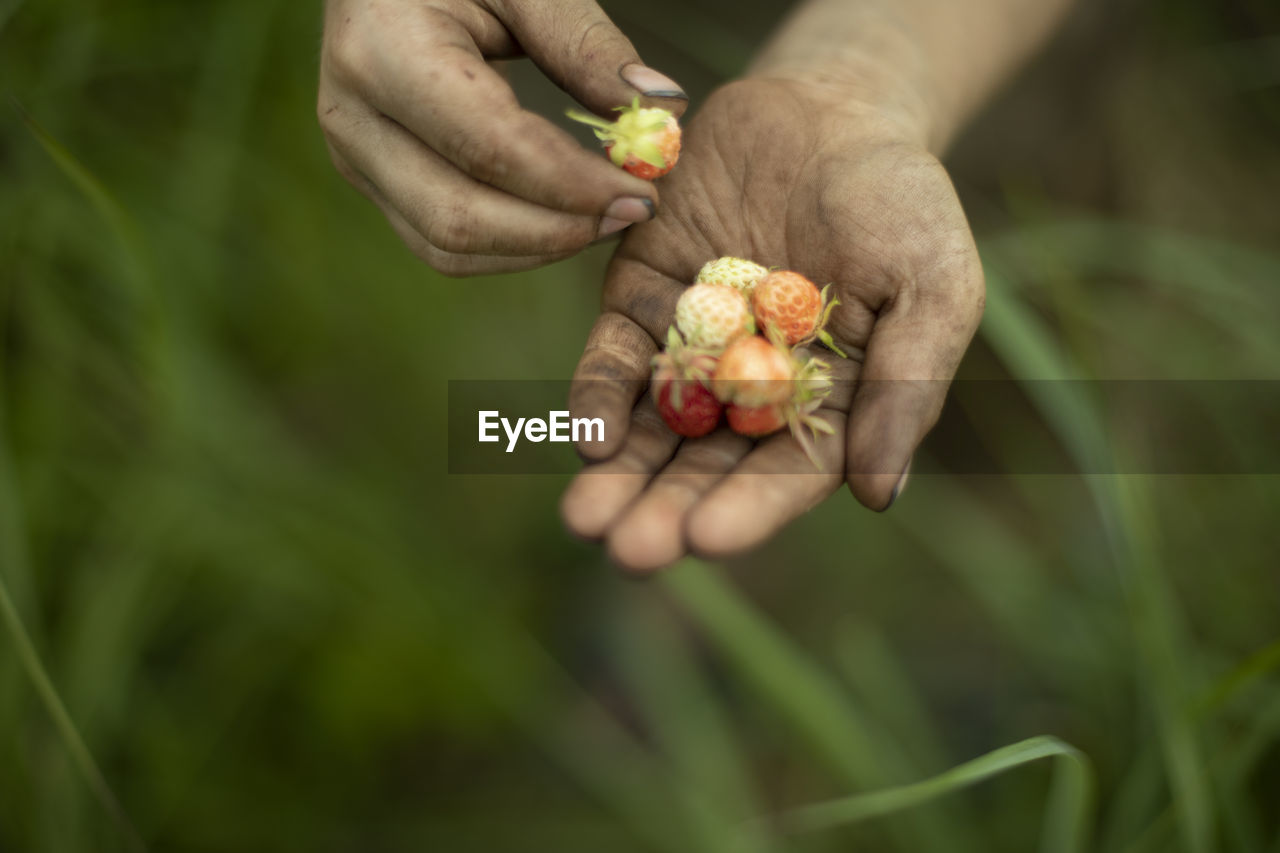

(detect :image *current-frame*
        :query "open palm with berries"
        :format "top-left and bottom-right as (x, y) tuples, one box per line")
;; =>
(561, 76), (986, 572)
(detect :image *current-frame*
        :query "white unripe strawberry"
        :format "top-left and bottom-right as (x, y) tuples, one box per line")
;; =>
(674, 282), (754, 351)
(695, 256), (770, 298)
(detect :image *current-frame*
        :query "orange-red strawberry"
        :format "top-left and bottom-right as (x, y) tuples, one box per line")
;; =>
(713, 336), (836, 468)
(566, 97), (681, 179)
(710, 336), (792, 407)
(726, 403), (787, 436)
(675, 282), (754, 350)
(751, 270), (845, 356)
(651, 328), (721, 437)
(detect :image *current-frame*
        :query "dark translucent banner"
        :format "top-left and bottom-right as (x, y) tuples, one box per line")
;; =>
(447, 380), (1280, 475)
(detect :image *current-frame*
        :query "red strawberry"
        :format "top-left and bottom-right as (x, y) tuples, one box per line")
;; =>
(675, 282), (754, 350)
(651, 328), (722, 437)
(566, 97), (681, 179)
(656, 378), (722, 437)
(726, 403), (787, 436)
(713, 337), (836, 468)
(751, 270), (845, 356)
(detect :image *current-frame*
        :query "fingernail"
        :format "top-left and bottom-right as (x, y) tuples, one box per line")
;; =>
(620, 64), (687, 100)
(604, 196), (654, 223)
(884, 458), (913, 511)
(597, 217), (631, 239)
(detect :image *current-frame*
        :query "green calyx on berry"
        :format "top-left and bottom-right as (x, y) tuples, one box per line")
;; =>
(566, 96), (674, 170)
(785, 353), (837, 470)
(813, 284), (847, 358)
(652, 326), (718, 411)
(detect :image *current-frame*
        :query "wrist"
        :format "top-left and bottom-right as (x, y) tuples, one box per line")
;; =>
(744, 1), (949, 153)
(745, 62), (937, 152)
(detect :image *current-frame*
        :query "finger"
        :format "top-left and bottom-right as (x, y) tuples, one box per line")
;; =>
(601, 255), (687, 339)
(494, 0), (689, 115)
(378, 194), (577, 275)
(686, 410), (847, 558)
(350, 6), (659, 215)
(569, 257), (687, 458)
(326, 144), (575, 275)
(560, 397), (681, 540)
(606, 429), (753, 573)
(845, 251), (985, 510)
(569, 311), (658, 460)
(323, 97), (654, 257)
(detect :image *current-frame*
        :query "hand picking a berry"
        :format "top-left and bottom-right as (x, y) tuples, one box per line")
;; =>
(319, 0), (1072, 570)
(567, 97), (683, 180)
(318, 0), (688, 276)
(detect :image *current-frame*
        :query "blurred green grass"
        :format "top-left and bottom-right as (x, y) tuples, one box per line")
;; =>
(2, 1), (1279, 851)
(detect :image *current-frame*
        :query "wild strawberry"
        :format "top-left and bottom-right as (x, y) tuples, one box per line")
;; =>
(710, 336), (793, 408)
(675, 282), (754, 351)
(751, 270), (846, 356)
(725, 403), (787, 437)
(566, 97), (681, 179)
(695, 256), (770, 298)
(651, 328), (721, 437)
(712, 337), (836, 469)
(656, 379), (722, 438)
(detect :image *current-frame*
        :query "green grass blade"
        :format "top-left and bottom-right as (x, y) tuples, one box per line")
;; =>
(13, 98), (175, 420)
(0, 406), (39, 644)
(771, 735), (1094, 853)
(663, 561), (895, 784)
(982, 265), (1216, 853)
(13, 98), (149, 294)
(0, 566), (146, 852)
(832, 620), (951, 777)
(664, 559), (970, 852)
(615, 590), (777, 853)
(1194, 638), (1280, 718)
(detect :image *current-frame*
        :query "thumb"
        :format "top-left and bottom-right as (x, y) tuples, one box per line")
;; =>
(495, 0), (688, 117)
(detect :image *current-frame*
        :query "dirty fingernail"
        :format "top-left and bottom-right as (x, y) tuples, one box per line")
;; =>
(604, 196), (655, 223)
(620, 64), (687, 99)
(885, 458), (913, 511)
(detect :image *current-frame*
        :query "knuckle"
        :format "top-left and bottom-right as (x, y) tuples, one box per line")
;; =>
(574, 16), (618, 58)
(444, 125), (507, 186)
(420, 199), (478, 254)
(316, 94), (342, 137)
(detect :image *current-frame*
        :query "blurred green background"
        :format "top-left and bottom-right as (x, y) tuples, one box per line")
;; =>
(2, 0), (1278, 851)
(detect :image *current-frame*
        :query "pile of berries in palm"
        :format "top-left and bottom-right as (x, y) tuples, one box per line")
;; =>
(652, 257), (846, 466)
(567, 100), (846, 465)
